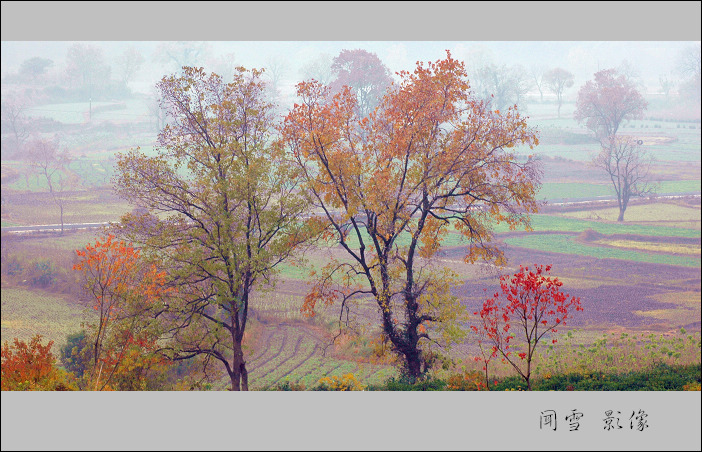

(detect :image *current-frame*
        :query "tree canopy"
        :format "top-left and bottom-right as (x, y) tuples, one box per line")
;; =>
(282, 51), (541, 380)
(114, 66), (315, 390)
(574, 68), (647, 143)
(329, 49), (394, 118)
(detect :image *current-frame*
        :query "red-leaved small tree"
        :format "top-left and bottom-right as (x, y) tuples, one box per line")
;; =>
(73, 234), (172, 390)
(473, 264), (583, 390)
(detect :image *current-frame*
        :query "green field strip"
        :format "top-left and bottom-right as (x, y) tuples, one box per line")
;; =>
(324, 361), (361, 379)
(282, 356), (328, 387)
(351, 363), (397, 386)
(538, 180), (701, 201)
(1, 220), (22, 227)
(287, 210), (700, 259)
(252, 329), (321, 384)
(504, 233), (701, 268)
(367, 367), (399, 384)
(293, 359), (346, 388)
(25, 102), (103, 124)
(537, 183), (612, 200)
(494, 214), (701, 238)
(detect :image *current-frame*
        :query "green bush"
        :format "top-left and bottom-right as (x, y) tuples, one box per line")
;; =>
(29, 260), (56, 287)
(364, 363), (701, 391)
(528, 363), (701, 391)
(313, 373), (365, 391)
(368, 376), (447, 391)
(59, 330), (90, 378)
(270, 380), (306, 391)
(1, 255), (23, 276)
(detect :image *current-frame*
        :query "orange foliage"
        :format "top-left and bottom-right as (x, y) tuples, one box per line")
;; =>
(1, 335), (74, 391)
(74, 235), (172, 390)
(282, 51), (541, 379)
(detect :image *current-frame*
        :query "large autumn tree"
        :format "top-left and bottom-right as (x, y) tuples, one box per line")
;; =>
(281, 51), (541, 381)
(114, 67), (313, 391)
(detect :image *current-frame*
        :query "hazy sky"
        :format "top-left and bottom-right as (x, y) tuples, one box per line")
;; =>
(1, 41), (698, 97)
(1, 3), (700, 100)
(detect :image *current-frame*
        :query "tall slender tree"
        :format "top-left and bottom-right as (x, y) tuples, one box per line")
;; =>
(28, 137), (75, 234)
(114, 67), (314, 390)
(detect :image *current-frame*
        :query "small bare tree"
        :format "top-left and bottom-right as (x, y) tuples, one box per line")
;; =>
(145, 87), (168, 133)
(659, 74), (675, 102)
(116, 46), (144, 88)
(544, 68), (574, 118)
(1, 91), (32, 158)
(593, 136), (655, 222)
(677, 44), (701, 103)
(530, 65), (548, 103)
(28, 137), (76, 233)
(299, 52), (334, 86)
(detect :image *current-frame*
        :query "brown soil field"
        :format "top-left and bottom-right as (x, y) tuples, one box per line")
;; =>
(442, 240), (700, 332)
(242, 231), (699, 371)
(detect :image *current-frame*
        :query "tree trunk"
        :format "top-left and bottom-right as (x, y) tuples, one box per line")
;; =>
(229, 367), (241, 391)
(483, 361), (490, 391)
(403, 346), (423, 382)
(617, 208), (625, 222)
(229, 339), (248, 391)
(240, 362), (249, 391)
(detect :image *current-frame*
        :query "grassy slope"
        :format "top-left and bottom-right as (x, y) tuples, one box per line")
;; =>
(1, 287), (91, 355)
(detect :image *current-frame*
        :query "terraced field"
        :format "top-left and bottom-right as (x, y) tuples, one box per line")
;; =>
(205, 324), (397, 390)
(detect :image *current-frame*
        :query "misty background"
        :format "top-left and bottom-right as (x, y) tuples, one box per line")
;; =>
(1, 41), (697, 101)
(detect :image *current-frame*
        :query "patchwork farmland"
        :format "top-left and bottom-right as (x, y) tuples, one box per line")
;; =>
(2, 43), (700, 393)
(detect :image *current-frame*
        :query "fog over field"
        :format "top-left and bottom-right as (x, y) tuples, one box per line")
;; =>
(0, 40), (697, 108)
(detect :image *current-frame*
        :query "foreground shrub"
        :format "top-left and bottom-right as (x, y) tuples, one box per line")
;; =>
(372, 376), (447, 391)
(446, 370), (487, 391)
(269, 380), (306, 391)
(365, 363), (701, 391)
(1, 335), (77, 391)
(59, 330), (90, 378)
(494, 363), (701, 391)
(314, 373), (365, 391)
